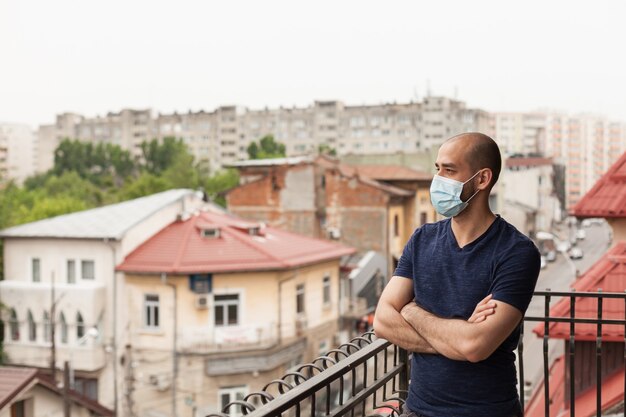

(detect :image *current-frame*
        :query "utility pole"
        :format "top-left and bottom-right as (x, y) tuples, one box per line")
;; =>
(50, 271), (57, 382)
(124, 344), (136, 416)
(63, 361), (70, 417)
(162, 273), (178, 417)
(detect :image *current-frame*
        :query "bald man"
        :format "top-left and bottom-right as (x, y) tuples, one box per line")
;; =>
(374, 133), (540, 417)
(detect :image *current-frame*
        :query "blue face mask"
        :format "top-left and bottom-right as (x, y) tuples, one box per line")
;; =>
(430, 171), (481, 217)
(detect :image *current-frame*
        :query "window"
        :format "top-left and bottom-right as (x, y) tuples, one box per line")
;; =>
(9, 309), (19, 341)
(323, 276), (331, 305)
(76, 312), (85, 339)
(420, 212), (428, 226)
(214, 294), (239, 327)
(81, 260), (95, 280)
(10, 400), (25, 417)
(393, 214), (399, 237)
(67, 260), (76, 284)
(27, 310), (36, 341)
(144, 295), (160, 329)
(43, 311), (51, 342)
(32, 258), (41, 282)
(74, 377), (98, 401)
(189, 274), (212, 294)
(296, 284), (305, 314)
(60, 312), (68, 344)
(319, 339), (329, 355)
(219, 386), (248, 417)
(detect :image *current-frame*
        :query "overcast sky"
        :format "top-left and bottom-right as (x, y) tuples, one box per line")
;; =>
(1, 0), (625, 127)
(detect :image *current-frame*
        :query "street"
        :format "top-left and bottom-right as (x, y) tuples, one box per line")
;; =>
(518, 220), (613, 397)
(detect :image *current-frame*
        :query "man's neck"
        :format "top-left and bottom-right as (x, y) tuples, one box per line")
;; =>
(450, 204), (497, 249)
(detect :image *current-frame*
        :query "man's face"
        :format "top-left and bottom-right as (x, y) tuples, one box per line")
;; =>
(434, 140), (479, 202)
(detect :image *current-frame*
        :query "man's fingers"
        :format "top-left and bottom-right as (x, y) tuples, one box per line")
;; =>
(476, 294), (493, 306)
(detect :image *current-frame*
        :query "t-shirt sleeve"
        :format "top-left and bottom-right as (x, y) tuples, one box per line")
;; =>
(393, 231), (415, 280)
(490, 241), (541, 315)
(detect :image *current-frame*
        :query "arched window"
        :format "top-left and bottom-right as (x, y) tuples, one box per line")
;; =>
(60, 312), (68, 344)
(76, 312), (85, 340)
(27, 310), (36, 342)
(9, 309), (19, 341)
(43, 311), (52, 342)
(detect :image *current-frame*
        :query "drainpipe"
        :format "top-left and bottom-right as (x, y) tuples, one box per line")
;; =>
(104, 238), (119, 417)
(161, 273), (178, 417)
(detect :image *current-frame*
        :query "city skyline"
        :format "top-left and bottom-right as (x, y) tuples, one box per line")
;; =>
(1, 0), (625, 126)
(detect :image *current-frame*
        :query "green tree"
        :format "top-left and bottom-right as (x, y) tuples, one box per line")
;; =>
(140, 137), (188, 175)
(318, 144), (337, 156)
(202, 168), (240, 207)
(247, 135), (286, 159)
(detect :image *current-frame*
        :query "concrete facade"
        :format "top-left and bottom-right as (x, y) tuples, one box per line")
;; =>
(0, 123), (36, 183)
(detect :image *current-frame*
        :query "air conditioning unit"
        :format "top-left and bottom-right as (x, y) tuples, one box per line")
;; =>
(328, 227), (341, 240)
(148, 374), (170, 391)
(195, 294), (209, 309)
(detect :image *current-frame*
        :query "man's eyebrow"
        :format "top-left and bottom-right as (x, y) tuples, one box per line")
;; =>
(435, 162), (457, 169)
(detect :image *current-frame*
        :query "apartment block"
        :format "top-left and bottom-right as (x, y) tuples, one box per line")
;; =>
(36, 97), (489, 175)
(0, 123), (37, 183)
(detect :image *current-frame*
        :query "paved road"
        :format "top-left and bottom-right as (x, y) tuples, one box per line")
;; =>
(518, 221), (613, 397)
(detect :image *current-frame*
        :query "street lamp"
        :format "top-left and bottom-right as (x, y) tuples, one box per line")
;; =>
(70, 326), (100, 389)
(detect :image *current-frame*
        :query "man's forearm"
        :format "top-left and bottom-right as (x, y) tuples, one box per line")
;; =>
(401, 303), (476, 361)
(373, 303), (437, 354)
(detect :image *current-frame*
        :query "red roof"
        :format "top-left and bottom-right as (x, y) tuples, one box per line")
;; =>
(505, 157), (553, 168)
(571, 151), (626, 218)
(0, 367), (113, 415)
(117, 209), (356, 274)
(533, 242), (626, 342)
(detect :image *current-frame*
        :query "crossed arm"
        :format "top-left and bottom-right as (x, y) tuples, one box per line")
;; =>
(373, 276), (522, 363)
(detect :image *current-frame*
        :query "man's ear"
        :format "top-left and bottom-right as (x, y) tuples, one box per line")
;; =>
(478, 169), (493, 190)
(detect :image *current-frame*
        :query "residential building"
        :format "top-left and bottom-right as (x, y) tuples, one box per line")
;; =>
(0, 189), (205, 412)
(493, 112), (545, 156)
(571, 151), (626, 244)
(0, 123), (36, 183)
(501, 156), (563, 237)
(526, 242), (626, 416)
(36, 97), (489, 175)
(115, 207), (355, 417)
(225, 155), (436, 278)
(0, 366), (114, 417)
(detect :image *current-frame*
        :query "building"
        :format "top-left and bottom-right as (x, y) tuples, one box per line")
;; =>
(35, 97), (489, 175)
(0, 366), (114, 417)
(501, 156), (563, 237)
(493, 112), (545, 156)
(225, 155), (436, 278)
(526, 242), (626, 416)
(0, 189), (205, 412)
(0, 123), (36, 183)
(115, 207), (355, 417)
(571, 151), (626, 243)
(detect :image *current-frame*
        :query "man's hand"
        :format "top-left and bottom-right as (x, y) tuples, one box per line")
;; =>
(467, 294), (497, 323)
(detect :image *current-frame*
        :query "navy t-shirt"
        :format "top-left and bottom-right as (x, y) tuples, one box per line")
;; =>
(393, 215), (540, 417)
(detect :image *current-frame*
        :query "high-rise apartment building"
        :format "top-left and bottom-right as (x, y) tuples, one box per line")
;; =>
(0, 123), (37, 183)
(36, 97), (489, 175)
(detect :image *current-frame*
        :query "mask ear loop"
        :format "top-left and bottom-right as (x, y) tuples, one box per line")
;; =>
(463, 170), (483, 203)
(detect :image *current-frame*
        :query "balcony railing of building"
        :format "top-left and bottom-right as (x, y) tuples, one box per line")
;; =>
(206, 290), (626, 417)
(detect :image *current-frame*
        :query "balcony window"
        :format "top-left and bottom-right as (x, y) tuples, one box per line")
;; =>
(144, 294), (160, 329)
(76, 312), (85, 339)
(215, 294), (239, 327)
(27, 310), (36, 342)
(219, 386), (248, 417)
(60, 312), (68, 344)
(9, 309), (19, 341)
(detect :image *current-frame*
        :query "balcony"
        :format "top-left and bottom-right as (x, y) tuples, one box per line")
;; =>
(208, 291), (625, 417)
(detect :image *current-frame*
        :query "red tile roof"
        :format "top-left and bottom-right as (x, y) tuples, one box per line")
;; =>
(0, 367), (114, 415)
(571, 151), (626, 218)
(505, 157), (553, 168)
(533, 242), (626, 342)
(117, 209), (356, 274)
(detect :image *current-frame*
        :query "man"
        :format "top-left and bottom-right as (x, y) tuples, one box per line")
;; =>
(374, 133), (540, 417)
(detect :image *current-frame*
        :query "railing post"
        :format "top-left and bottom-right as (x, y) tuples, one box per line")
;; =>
(398, 347), (409, 402)
(595, 289), (603, 417)
(543, 289), (551, 417)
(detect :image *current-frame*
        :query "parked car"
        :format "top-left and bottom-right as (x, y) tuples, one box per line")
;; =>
(569, 247), (584, 259)
(556, 240), (571, 253)
(576, 229), (586, 240)
(546, 250), (556, 262)
(540, 256), (547, 269)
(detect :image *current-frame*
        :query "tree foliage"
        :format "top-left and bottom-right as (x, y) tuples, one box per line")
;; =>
(247, 135), (286, 159)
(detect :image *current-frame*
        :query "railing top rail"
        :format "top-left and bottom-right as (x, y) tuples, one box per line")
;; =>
(532, 290), (626, 298)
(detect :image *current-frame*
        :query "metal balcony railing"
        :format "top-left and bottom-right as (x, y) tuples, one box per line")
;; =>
(209, 291), (626, 417)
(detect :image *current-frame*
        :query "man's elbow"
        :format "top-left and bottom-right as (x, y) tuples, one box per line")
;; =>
(372, 314), (387, 339)
(459, 338), (494, 363)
